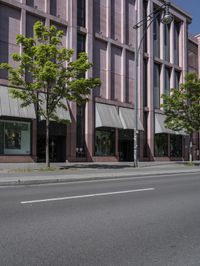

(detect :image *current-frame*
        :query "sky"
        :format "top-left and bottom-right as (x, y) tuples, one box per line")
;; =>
(172, 0), (200, 35)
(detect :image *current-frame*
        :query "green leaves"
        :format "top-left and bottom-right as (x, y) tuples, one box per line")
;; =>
(162, 72), (200, 135)
(0, 21), (101, 121)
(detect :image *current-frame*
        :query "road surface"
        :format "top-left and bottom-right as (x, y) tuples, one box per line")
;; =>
(1, 172), (200, 265)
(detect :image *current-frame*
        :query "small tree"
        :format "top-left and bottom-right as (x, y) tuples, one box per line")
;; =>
(0, 21), (100, 167)
(162, 72), (200, 162)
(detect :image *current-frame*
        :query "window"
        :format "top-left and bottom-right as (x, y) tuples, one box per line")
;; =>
(164, 67), (171, 96)
(0, 120), (31, 155)
(76, 34), (86, 157)
(143, 0), (148, 53)
(170, 135), (182, 157)
(26, 0), (34, 7)
(76, 104), (86, 157)
(188, 50), (198, 73)
(153, 63), (160, 109)
(153, 10), (160, 58)
(143, 58), (148, 107)
(77, 0), (85, 27)
(50, 0), (57, 16)
(77, 33), (86, 57)
(175, 71), (181, 89)
(95, 128), (115, 156)
(174, 21), (180, 65)
(155, 133), (168, 156)
(164, 24), (170, 61)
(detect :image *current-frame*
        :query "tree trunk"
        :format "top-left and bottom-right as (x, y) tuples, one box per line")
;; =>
(189, 135), (193, 164)
(46, 116), (50, 168)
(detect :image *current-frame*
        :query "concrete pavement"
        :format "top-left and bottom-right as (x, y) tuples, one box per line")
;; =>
(1, 172), (200, 265)
(0, 161), (200, 186)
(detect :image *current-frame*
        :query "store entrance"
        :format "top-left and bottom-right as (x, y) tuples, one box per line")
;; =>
(118, 130), (134, 162)
(37, 121), (66, 162)
(37, 136), (66, 162)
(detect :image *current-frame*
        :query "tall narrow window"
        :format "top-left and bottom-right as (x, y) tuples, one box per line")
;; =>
(153, 9), (160, 58)
(143, 58), (148, 107)
(26, 0), (34, 7)
(76, 33), (86, 157)
(77, 0), (85, 27)
(164, 67), (171, 96)
(50, 0), (57, 16)
(143, 0), (148, 53)
(164, 24), (170, 61)
(174, 21), (180, 66)
(153, 63), (160, 109)
(76, 104), (86, 157)
(77, 33), (86, 56)
(175, 70), (181, 89)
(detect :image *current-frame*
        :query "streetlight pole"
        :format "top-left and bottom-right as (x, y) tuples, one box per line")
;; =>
(133, 0), (173, 167)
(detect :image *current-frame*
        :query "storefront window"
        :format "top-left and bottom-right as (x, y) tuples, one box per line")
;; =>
(0, 120), (31, 155)
(170, 135), (182, 157)
(155, 133), (168, 156)
(95, 128), (115, 156)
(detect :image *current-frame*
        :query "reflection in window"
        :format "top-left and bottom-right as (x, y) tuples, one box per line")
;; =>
(143, 58), (148, 107)
(95, 128), (115, 156)
(175, 71), (181, 89)
(77, 0), (85, 27)
(153, 9), (160, 58)
(164, 24), (170, 61)
(170, 135), (182, 157)
(164, 67), (171, 96)
(0, 120), (31, 155)
(174, 21), (180, 66)
(155, 133), (168, 156)
(76, 104), (86, 157)
(153, 63), (160, 109)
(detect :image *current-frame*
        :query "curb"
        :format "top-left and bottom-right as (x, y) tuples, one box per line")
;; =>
(1, 169), (200, 186)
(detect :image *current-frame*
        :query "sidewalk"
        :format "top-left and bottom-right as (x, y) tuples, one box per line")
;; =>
(0, 161), (200, 186)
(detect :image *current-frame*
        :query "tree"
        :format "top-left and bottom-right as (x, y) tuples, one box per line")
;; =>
(162, 72), (200, 162)
(0, 21), (100, 167)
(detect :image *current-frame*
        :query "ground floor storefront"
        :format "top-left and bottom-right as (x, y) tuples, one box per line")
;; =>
(0, 92), (197, 163)
(0, 118), (194, 163)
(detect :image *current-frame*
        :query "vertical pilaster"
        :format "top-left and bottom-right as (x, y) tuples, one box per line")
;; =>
(137, 0), (143, 118)
(160, 22), (164, 60)
(45, 0), (50, 14)
(85, 0), (94, 159)
(66, 0), (78, 161)
(197, 35), (200, 78)
(121, 0), (126, 102)
(121, 48), (126, 102)
(170, 20), (174, 64)
(106, 0), (111, 100)
(147, 0), (154, 159)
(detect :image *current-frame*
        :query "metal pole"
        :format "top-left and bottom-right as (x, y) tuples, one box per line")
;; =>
(133, 12), (158, 168)
(133, 1), (172, 167)
(133, 5), (138, 168)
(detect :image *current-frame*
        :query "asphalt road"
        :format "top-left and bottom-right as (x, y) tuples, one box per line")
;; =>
(1, 172), (200, 266)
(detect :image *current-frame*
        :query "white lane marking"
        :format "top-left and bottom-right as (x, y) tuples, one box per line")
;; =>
(20, 187), (155, 204)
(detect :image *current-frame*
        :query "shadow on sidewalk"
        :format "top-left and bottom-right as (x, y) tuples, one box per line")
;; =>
(59, 164), (134, 170)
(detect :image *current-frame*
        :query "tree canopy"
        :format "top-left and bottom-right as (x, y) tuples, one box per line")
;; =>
(0, 21), (100, 121)
(162, 72), (200, 135)
(0, 21), (101, 166)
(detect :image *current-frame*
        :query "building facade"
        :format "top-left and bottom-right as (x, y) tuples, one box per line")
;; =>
(0, 0), (193, 163)
(188, 34), (200, 160)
